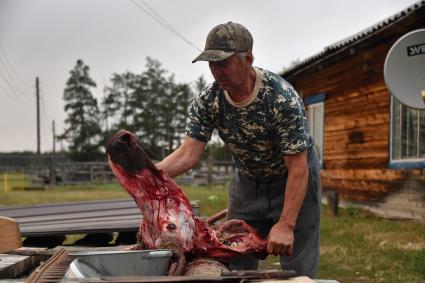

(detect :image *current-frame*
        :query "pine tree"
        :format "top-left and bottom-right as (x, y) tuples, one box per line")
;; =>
(99, 57), (196, 158)
(194, 75), (207, 94)
(60, 59), (102, 161)
(102, 71), (136, 131)
(168, 82), (193, 151)
(101, 71), (137, 145)
(131, 57), (172, 157)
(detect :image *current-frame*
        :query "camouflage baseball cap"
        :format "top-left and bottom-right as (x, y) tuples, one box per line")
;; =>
(192, 22), (253, 63)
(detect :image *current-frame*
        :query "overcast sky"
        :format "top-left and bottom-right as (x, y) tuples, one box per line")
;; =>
(0, 0), (419, 152)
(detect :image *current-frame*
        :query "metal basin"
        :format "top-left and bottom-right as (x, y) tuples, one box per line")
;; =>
(65, 258), (102, 279)
(69, 249), (173, 276)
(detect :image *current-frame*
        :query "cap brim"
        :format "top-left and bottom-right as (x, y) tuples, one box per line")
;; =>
(192, 49), (235, 63)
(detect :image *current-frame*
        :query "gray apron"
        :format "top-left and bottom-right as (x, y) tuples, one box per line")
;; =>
(227, 149), (321, 278)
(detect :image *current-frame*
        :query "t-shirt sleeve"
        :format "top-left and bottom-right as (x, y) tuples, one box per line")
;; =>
(185, 90), (215, 143)
(273, 84), (310, 155)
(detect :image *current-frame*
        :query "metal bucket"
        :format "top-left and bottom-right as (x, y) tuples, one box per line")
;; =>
(69, 249), (173, 276)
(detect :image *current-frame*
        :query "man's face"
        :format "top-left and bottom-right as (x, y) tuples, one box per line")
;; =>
(208, 53), (250, 92)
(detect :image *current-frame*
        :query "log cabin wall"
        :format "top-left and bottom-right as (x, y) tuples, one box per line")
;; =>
(282, 2), (425, 219)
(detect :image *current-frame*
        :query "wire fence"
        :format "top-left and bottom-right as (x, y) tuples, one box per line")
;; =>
(0, 157), (236, 191)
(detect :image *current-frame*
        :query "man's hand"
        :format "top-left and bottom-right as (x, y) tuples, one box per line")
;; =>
(267, 221), (294, 256)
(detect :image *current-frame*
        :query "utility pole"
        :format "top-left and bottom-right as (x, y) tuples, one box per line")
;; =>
(50, 120), (56, 186)
(36, 77), (41, 154)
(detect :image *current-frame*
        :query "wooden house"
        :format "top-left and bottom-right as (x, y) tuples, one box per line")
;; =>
(281, 1), (425, 219)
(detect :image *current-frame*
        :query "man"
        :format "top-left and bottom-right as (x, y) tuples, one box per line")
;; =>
(157, 22), (321, 277)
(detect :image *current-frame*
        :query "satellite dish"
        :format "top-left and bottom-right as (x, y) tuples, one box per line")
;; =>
(384, 29), (425, 109)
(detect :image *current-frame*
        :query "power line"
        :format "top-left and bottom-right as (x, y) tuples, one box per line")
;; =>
(0, 42), (30, 88)
(0, 41), (31, 103)
(130, 0), (201, 52)
(0, 81), (26, 105)
(137, 0), (185, 39)
(0, 54), (29, 101)
(0, 65), (30, 105)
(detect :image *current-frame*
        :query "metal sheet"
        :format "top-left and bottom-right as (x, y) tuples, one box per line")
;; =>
(0, 199), (141, 236)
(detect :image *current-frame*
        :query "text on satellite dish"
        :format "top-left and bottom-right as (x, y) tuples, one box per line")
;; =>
(407, 43), (425, 56)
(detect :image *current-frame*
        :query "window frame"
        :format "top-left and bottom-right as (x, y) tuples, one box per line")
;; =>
(389, 96), (425, 169)
(305, 93), (326, 167)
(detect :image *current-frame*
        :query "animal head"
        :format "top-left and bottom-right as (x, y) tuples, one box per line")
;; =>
(106, 130), (159, 176)
(106, 129), (196, 252)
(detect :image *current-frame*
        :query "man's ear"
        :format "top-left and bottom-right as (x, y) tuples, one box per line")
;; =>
(246, 51), (254, 65)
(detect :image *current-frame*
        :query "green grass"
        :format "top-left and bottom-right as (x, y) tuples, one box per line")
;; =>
(0, 182), (424, 282)
(178, 184), (228, 216)
(317, 206), (425, 283)
(0, 183), (129, 206)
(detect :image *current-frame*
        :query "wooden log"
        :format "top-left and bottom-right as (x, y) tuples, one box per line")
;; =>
(321, 169), (407, 180)
(321, 179), (392, 193)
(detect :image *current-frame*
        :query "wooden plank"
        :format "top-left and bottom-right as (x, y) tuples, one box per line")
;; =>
(321, 179), (392, 193)
(0, 216), (22, 253)
(323, 114), (388, 131)
(321, 169), (408, 180)
(323, 148), (388, 158)
(0, 248), (45, 279)
(325, 112), (388, 128)
(0, 254), (31, 279)
(323, 143), (388, 153)
(326, 133), (388, 145)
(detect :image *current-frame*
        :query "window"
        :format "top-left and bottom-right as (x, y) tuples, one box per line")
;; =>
(307, 102), (324, 163)
(390, 97), (425, 166)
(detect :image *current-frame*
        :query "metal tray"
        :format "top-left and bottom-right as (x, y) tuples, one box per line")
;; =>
(69, 249), (173, 276)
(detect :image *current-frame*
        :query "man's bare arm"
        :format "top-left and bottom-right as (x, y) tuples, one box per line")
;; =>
(267, 150), (308, 256)
(280, 151), (309, 229)
(156, 136), (207, 177)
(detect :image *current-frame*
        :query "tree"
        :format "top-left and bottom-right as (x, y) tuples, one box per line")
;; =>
(204, 142), (232, 161)
(102, 71), (136, 131)
(193, 75), (207, 94)
(130, 58), (177, 157)
(99, 57), (196, 158)
(101, 72), (137, 146)
(60, 59), (102, 161)
(163, 82), (193, 153)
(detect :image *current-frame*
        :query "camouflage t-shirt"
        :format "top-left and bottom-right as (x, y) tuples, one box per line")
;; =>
(186, 67), (314, 181)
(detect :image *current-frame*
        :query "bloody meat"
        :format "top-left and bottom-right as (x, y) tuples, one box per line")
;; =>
(106, 130), (267, 262)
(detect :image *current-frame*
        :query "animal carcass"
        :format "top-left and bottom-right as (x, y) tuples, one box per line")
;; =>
(106, 130), (267, 275)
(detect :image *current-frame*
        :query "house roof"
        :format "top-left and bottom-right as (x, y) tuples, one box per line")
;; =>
(281, 0), (425, 78)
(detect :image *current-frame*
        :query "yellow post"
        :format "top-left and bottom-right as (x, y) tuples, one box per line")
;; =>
(3, 173), (8, 192)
